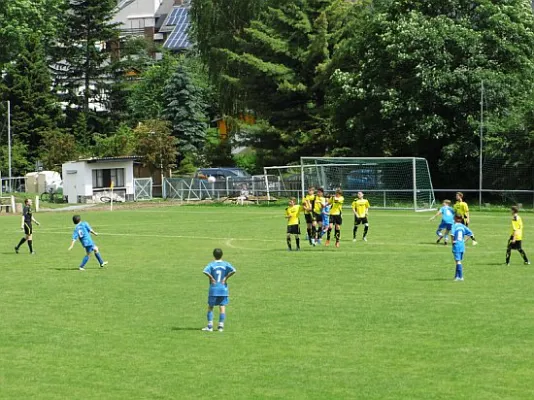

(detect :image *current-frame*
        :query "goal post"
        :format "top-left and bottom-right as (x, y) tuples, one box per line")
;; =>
(264, 157), (436, 210)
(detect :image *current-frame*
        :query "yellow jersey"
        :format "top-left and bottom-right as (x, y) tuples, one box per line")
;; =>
(329, 195), (344, 215)
(454, 201), (469, 217)
(511, 214), (523, 240)
(302, 194), (315, 214)
(352, 198), (370, 218)
(286, 205), (302, 226)
(313, 196), (326, 214)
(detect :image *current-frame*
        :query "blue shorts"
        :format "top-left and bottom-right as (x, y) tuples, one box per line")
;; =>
(84, 245), (95, 253)
(453, 251), (464, 261)
(208, 296), (229, 307)
(438, 222), (453, 231)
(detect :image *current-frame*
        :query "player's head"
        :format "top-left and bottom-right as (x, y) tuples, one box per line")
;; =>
(308, 186), (315, 194)
(24, 198), (32, 205)
(72, 215), (81, 225)
(456, 192), (463, 201)
(357, 191), (363, 199)
(325, 193), (331, 199)
(213, 248), (223, 260)
(335, 189), (342, 196)
(443, 200), (451, 206)
(454, 214), (463, 223)
(511, 205), (519, 215)
(317, 188), (324, 195)
(289, 197), (296, 205)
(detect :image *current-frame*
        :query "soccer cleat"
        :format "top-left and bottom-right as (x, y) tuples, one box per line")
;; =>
(287, 248), (292, 251)
(436, 238), (442, 244)
(325, 240), (330, 247)
(31, 252), (36, 255)
(100, 261), (108, 268)
(505, 263), (510, 266)
(335, 242), (340, 248)
(525, 261), (531, 265)
(202, 326), (213, 332)
(454, 277), (464, 281)
(79, 267), (85, 271)
(363, 237), (367, 242)
(295, 248), (300, 251)
(472, 241), (478, 246)
(353, 238), (356, 242)
(15, 247), (19, 254)
(218, 326), (224, 332)
(444, 241), (448, 245)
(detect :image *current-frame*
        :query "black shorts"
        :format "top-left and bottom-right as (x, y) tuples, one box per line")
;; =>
(24, 223), (33, 235)
(508, 237), (522, 250)
(305, 214), (314, 224)
(354, 217), (368, 225)
(331, 215), (342, 226)
(460, 216), (468, 226)
(313, 213), (322, 223)
(287, 225), (300, 235)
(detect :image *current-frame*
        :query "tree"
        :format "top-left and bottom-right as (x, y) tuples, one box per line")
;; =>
(1, 35), (64, 162)
(134, 120), (179, 173)
(163, 65), (208, 156)
(40, 129), (78, 170)
(93, 124), (136, 158)
(329, 0), (534, 187)
(52, 0), (119, 135)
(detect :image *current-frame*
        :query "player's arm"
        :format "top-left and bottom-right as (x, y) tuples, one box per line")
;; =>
(429, 209), (441, 221)
(365, 201), (370, 216)
(20, 214), (25, 230)
(68, 239), (77, 251)
(203, 271), (216, 284)
(222, 270), (236, 284)
(32, 215), (40, 226)
(512, 220), (521, 242)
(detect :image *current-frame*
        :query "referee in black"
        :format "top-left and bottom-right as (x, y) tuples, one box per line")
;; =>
(15, 198), (40, 254)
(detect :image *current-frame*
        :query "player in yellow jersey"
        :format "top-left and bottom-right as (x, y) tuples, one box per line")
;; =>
(302, 187), (316, 245)
(285, 197), (302, 251)
(506, 206), (530, 266)
(352, 191), (370, 242)
(454, 192), (478, 245)
(312, 188), (326, 245)
(327, 189), (344, 247)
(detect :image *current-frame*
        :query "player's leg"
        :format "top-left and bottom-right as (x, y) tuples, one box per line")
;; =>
(516, 241), (530, 264)
(203, 305), (215, 331)
(218, 304), (227, 331)
(436, 222), (445, 243)
(334, 216), (342, 247)
(15, 225), (30, 253)
(286, 232), (292, 251)
(79, 249), (91, 271)
(353, 218), (359, 242)
(363, 218), (369, 241)
(506, 237), (513, 265)
(92, 245), (107, 267)
(26, 229), (34, 254)
(454, 253), (464, 281)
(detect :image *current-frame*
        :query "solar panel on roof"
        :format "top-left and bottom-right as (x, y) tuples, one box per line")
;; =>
(163, 7), (192, 50)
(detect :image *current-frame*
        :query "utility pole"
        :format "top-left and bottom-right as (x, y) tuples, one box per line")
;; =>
(479, 81), (484, 208)
(7, 100), (12, 193)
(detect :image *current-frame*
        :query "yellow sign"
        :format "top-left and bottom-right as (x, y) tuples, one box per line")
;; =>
(111, 181), (115, 190)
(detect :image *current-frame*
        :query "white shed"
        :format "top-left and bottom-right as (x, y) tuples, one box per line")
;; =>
(62, 156), (137, 204)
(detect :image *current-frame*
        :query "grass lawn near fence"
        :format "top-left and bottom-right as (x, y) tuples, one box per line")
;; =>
(1, 206), (534, 399)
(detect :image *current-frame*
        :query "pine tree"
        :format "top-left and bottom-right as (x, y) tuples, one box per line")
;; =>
(163, 65), (208, 156)
(52, 0), (119, 136)
(1, 35), (63, 162)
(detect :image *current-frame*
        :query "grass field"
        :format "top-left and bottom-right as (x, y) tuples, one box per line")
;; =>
(1, 205), (534, 399)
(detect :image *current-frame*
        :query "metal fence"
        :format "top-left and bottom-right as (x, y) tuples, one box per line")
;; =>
(0, 177), (26, 194)
(134, 178), (153, 201)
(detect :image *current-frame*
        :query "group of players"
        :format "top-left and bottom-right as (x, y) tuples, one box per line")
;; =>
(285, 187), (370, 251)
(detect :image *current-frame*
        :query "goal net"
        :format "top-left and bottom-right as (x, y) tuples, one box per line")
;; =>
(264, 157), (436, 210)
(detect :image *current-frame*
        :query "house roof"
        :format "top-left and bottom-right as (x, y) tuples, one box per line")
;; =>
(162, 6), (192, 50)
(76, 156), (140, 164)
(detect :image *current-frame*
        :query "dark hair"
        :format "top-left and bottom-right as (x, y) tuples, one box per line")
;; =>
(213, 248), (223, 260)
(454, 214), (463, 222)
(511, 206), (519, 213)
(72, 215), (81, 224)
(24, 198), (30, 204)
(456, 192), (464, 199)
(336, 189), (343, 195)
(317, 188), (324, 194)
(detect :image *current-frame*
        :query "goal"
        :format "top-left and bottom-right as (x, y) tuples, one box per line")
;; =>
(264, 157), (436, 211)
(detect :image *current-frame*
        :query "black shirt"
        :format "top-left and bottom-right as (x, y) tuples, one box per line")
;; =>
(23, 205), (32, 225)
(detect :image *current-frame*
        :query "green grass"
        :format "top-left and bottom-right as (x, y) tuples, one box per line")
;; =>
(1, 206), (534, 399)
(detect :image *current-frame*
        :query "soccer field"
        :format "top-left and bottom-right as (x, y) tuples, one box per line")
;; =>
(1, 205), (534, 399)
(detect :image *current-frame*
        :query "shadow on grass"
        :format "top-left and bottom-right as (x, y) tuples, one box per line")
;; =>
(171, 327), (201, 331)
(415, 278), (451, 281)
(50, 267), (83, 271)
(418, 242), (442, 246)
(481, 263), (506, 266)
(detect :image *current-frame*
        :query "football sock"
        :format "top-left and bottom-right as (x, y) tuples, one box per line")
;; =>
(16, 238), (26, 249)
(307, 228), (312, 242)
(436, 229), (443, 237)
(219, 313), (226, 326)
(519, 249), (529, 263)
(95, 252), (104, 265)
(506, 248), (512, 264)
(287, 237), (292, 250)
(363, 226), (369, 238)
(327, 228), (331, 240)
(295, 237), (300, 249)
(353, 226), (357, 238)
(80, 255), (89, 268)
(455, 263), (463, 279)
(207, 311), (213, 327)
(335, 228), (340, 242)
(27, 240), (33, 253)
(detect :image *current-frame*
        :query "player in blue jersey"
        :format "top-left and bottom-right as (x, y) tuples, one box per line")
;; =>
(202, 248), (236, 332)
(430, 200), (455, 245)
(68, 215), (108, 271)
(317, 194), (332, 244)
(451, 215), (474, 281)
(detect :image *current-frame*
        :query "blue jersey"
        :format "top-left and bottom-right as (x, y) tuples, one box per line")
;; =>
(72, 221), (94, 248)
(451, 223), (473, 253)
(322, 203), (332, 226)
(440, 206), (455, 224)
(203, 260), (236, 297)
